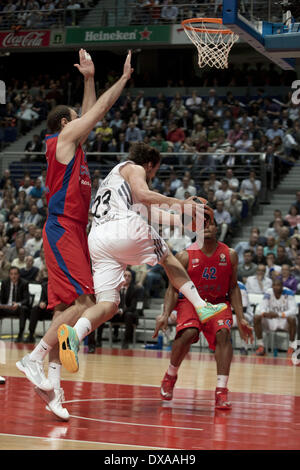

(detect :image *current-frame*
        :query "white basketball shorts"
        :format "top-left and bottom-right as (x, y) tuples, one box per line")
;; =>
(88, 214), (169, 296)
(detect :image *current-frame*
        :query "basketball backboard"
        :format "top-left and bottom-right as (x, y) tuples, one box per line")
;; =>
(222, 0), (300, 70)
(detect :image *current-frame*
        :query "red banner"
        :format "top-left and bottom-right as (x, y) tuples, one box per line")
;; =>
(0, 30), (50, 48)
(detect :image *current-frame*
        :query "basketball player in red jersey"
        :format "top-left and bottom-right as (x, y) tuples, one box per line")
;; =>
(16, 49), (134, 420)
(154, 209), (253, 409)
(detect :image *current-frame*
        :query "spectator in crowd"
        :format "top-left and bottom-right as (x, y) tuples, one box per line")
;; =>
(11, 247), (27, 270)
(266, 119), (285, 140)
(166, 120), (185, 150)
(269, 209), (291, 228)
(125, 120), (143, 144)
(206, 172), (221, 192)
(20, 255), (39, 282)
(174, 176), (196, 200)
(95, 119), (113, 151)
(214, 200), (231, 242)
(291, 253), (300, 292)
(275, 245), (293, 267)
(18, 176), (33, 196)
(161, 0), (178, 23)
(185, 90), (202, 114)
(234, 228), (259, 263)
(23, 204), (43, 228)
(239, 170), (261, 211)
(0, 250), (11, 280)
(225, 168), (239, 192)
(237, 249), (257, 284)
(24, 135), (43, 162)
(245, 264), (272, 294)
(292, 191), (300, 213)
(264, 236), (277, 257)
(0, 266), (30, 343)
(254, 279), (297, 357)
(266, 252), (281, 279)
(234, 281), (254, 355)
(29, 179), (45, 200)
(284, 205), (300, 229)
(145, 263), (166, 299)
(253, 244), (267, 265)
(5, 217), (22, 244)
(108, 269), (145, 349)
(278, 264), (298, 293)
(25, 281), (53, 343)
(287, 236), (300, 263)
(215, 179), (233, 205)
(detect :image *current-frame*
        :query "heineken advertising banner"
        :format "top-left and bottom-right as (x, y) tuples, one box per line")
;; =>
(66, 25), (171, 45)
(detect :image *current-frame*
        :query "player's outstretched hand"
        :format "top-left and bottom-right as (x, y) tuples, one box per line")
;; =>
(123, 50), (134, 81)
(74, 48), (95, 78)
(152, 314), (168, 339)
(237, 318), (254, 344)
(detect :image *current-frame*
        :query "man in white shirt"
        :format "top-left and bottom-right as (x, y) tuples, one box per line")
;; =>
(185, 90), (202, 114)
(266, 120), (285, 140)
(161, 0), (178, 22)
(24, 228), (43, 257)
(246, 264), (272, 294)
(174, 176), (196, 200)
(215, 179), (233, 205)
(225, 168), (239, 192)
(240, 170), (261, 210)
(254, 279), (297, 357)
(234, 131), (253, 152)
(214, 200), (231, 242)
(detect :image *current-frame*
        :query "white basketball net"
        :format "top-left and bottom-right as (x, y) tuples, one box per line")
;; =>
(182, 20), (239, 69)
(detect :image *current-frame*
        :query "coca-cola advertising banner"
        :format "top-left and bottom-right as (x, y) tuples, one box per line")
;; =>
(0, 30), (50, 48)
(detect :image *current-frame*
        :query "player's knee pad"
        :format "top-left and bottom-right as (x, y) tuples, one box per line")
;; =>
(96, 289), (120, 307)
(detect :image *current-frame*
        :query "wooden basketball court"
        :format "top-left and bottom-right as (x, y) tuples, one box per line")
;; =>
(1, 341), (300, 450)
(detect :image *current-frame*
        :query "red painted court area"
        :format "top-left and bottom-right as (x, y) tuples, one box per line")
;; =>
(1, 376), (300, 450)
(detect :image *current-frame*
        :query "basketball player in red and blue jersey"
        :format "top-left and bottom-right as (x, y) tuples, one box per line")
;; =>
(16, 49), (134, 420)
(154, 205), (253, 409)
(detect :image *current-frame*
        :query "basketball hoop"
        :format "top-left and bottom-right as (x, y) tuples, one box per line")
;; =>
(181, 18), (239, 69)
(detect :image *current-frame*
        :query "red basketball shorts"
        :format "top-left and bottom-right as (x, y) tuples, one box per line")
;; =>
(43, 216), (94, 309)
(175, 300), (233, 351)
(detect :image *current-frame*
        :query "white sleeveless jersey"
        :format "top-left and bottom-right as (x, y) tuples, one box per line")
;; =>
(91, 161), (138, 227)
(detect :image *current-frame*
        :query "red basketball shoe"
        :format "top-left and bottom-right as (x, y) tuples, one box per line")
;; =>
(160, 372), (177, 401)
(215, 387), (232, 410)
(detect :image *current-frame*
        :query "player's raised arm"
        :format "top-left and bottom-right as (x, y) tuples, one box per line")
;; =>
(75, 49), (96, 117)
(61, 51), (133, 146)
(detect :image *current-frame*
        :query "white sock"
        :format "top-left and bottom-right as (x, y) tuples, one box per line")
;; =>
(257, 338), (264, 347)
(217, 375), (229, 388)
(74, 317), (92, 342)
(179, 281), (206, 309)
(29, 340), (52, 362)
(167, 363), (178, 377)
(48, 362), (61, 390)
(289, 340), (297, 350)
(241, 340), (248, 350)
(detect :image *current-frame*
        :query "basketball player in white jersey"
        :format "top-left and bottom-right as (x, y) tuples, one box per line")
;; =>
(58, 143), (228, 373)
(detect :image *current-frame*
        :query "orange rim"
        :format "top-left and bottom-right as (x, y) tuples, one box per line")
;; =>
(181, 18), (234, 35)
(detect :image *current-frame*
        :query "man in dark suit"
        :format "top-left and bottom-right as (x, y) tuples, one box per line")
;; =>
(0, 266), (30, 342)
(110, 269), (145, 349)
(25, 281), (53, 343)
(87, 268), (144, 352)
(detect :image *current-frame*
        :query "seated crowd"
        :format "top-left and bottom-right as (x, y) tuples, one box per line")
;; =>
(0, 0), (95, 29)
(0, 80), (300, 355)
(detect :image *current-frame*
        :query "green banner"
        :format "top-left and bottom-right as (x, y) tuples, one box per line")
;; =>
(66, 25), (171, 44)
